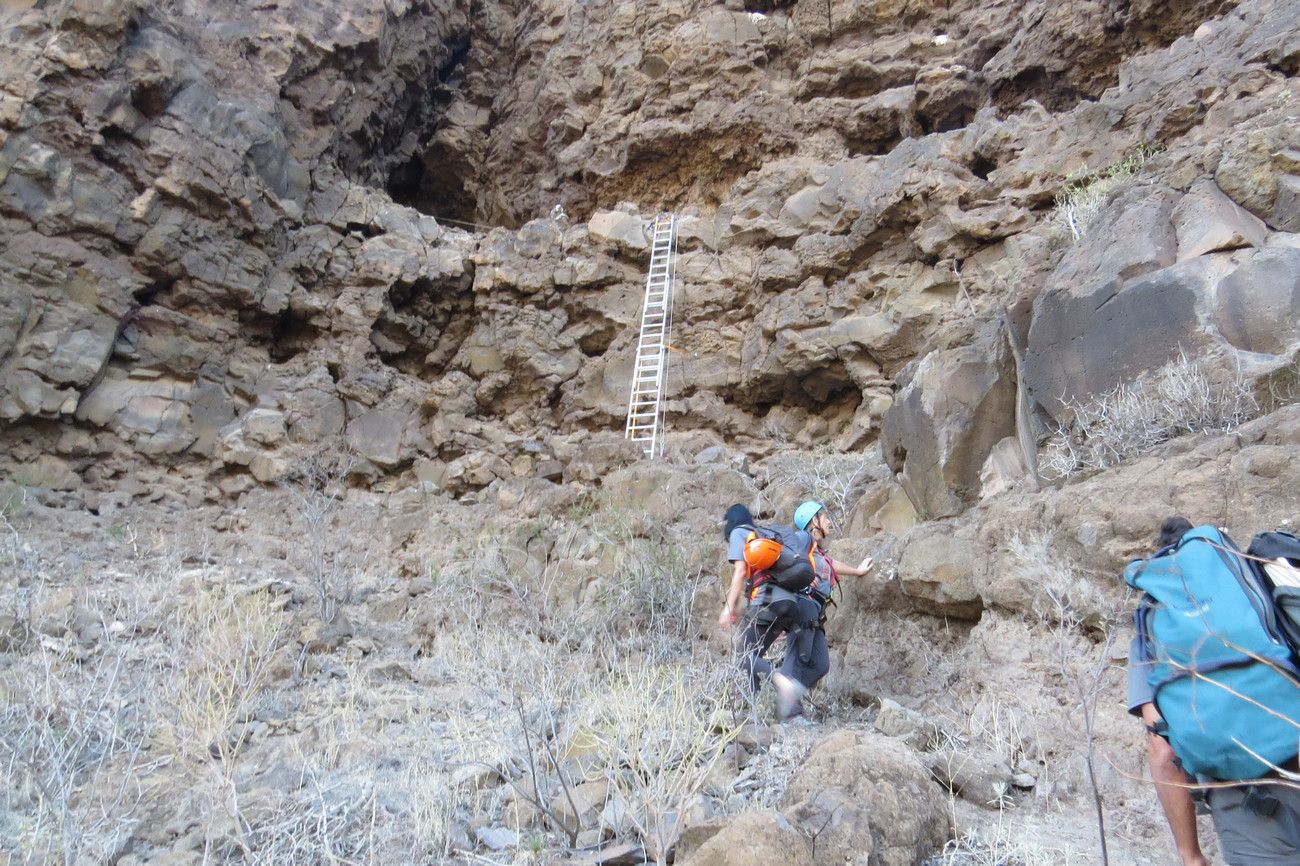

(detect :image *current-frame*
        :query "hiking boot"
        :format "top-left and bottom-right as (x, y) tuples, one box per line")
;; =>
(771, 672), (806, 721)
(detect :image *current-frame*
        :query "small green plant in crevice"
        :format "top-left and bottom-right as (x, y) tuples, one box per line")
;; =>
(1052, 144), (1160, 242)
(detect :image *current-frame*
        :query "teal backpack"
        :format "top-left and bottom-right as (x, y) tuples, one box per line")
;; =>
(1125, 525), (1300, 781)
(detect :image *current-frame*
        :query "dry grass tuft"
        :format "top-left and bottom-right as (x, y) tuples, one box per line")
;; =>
(0, 640), (161, 865)
(1052, 146), (1158, 242)
(1039, 351), (1258, 480)
(926, 823), (1084, 865)
(763, 446), (877, 523)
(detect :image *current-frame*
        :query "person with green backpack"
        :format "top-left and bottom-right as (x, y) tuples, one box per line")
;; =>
(1126, 516), (1300, 865)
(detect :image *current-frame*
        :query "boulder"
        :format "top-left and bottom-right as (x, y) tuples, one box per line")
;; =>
(345, 406), (413, 469)
(894, 521), (983, 618)
(875, 697), (946, 749)
(588, 210), (648, 253)
(1273, 174), (1300, 232)
(550, 779), (610, 832)
(443, 451), (511, 493)
(1212, 247), (1300, 356)
(243, 408), (287, 447)
(1172, 178), (1269, 261)
(474, 826), (518, 851)
(676, 810), (810, 866)
(880, 321), (1016, 519)
(563, 435), (643, 484)
(846, 481), (918, 537)
(1215, 122), (1295, 222)
(978, 436), (1031, 500)
(600, 463), (759, 526)
(928, 746), (1014, 808)
(1024, 253), (1226, 420)
(76, 372), (198, 455)
(781, 730), (949, 866)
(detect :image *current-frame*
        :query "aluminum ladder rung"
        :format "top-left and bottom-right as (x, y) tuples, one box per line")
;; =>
(625, 213), (676, 460)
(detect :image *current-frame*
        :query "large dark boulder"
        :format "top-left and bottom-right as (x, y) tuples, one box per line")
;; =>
(1213, 248), (1300, 356)
(1024, 181), (1296, 423)
(881, 321), (1016, 520)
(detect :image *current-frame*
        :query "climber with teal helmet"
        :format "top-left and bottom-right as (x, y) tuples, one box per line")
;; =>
(720, 503), (819, 721)
(780, 500), (876, 718)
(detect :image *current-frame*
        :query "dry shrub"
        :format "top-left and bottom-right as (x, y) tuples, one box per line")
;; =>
(925, 822), (1084, 866)
(1256, 357), (1300, 414)
(578, 660), (739, 862)
(280, 452), (368, 624)
(408, 505), (739, 860)
(169, 586), (284, 771)
(763, 446), (877, 523)
(1039, 351), (1258, 480)
(237, 755), (458, 866)
(161, 583), (287, 859)
(1052, 146), (1157, 242)
(0, 640), (159, 866)
(1002, 532), (1116, 630)
(587, 512), (711, 654)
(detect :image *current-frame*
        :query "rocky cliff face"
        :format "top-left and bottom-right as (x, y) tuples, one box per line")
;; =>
(2, 1), (1299, 864)
(3, 0), (1296, 510)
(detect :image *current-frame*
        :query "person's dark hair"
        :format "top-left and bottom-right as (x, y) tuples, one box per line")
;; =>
(1157, 516), (1194, 548)
(724, 504), (753, 540)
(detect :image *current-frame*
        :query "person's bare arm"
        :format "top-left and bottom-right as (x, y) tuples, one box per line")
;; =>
(719, 559), (747, 629)
(829, 555), (875, 578)
(1141, 703), (1208, 866)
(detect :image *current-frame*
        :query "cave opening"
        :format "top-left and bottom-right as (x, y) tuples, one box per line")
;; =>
(381, 32), (485, 227)
(386, 144), (479, 226)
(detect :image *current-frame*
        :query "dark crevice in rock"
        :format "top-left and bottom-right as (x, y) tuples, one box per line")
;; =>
(968, 153), (998, 181)
(732, 360), (863, 424)
(133, 277), (174, 307)
(89, 124), (143, 180)
(344, 221), (383, 239)
(992, 66), (1092, 115)
(387, 142), (477, 226)
(369, 274), (475, 376)
(986, 1), (1243, 117)
(244, 309), (320, 363)
(576, 322), (618, 358)
(847, 136), (901, 158)
(918, 104), (978, 136)
(382, 31), (481, 224)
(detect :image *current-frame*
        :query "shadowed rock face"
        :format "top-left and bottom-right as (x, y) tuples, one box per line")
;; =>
(388, 0), (1246, 226)
(0, 0), (1297, 507)
(881, 321), (1016, 520)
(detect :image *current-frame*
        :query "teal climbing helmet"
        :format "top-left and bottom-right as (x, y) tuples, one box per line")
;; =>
(793, 500), (824, 531)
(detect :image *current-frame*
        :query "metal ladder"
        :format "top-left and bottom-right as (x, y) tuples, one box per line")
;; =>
(624, 213), (677, 459)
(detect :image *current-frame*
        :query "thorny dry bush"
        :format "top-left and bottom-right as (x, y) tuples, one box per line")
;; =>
(763, 446), (877, 523)
(1001, 529), (1130, 866)
(414, 505), (744, 862)
(0, 638), (162, 865)
(279, 451), (372, 624)
(0, 493), (746, 866)
(1039, 351), (1259, 480)
(924, 820), (1084, 866)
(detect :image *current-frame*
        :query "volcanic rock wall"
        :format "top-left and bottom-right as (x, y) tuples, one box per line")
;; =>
(1, 0), (1297, 516)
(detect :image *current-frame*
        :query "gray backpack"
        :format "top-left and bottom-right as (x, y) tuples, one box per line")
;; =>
(744, 524), (818, 593)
